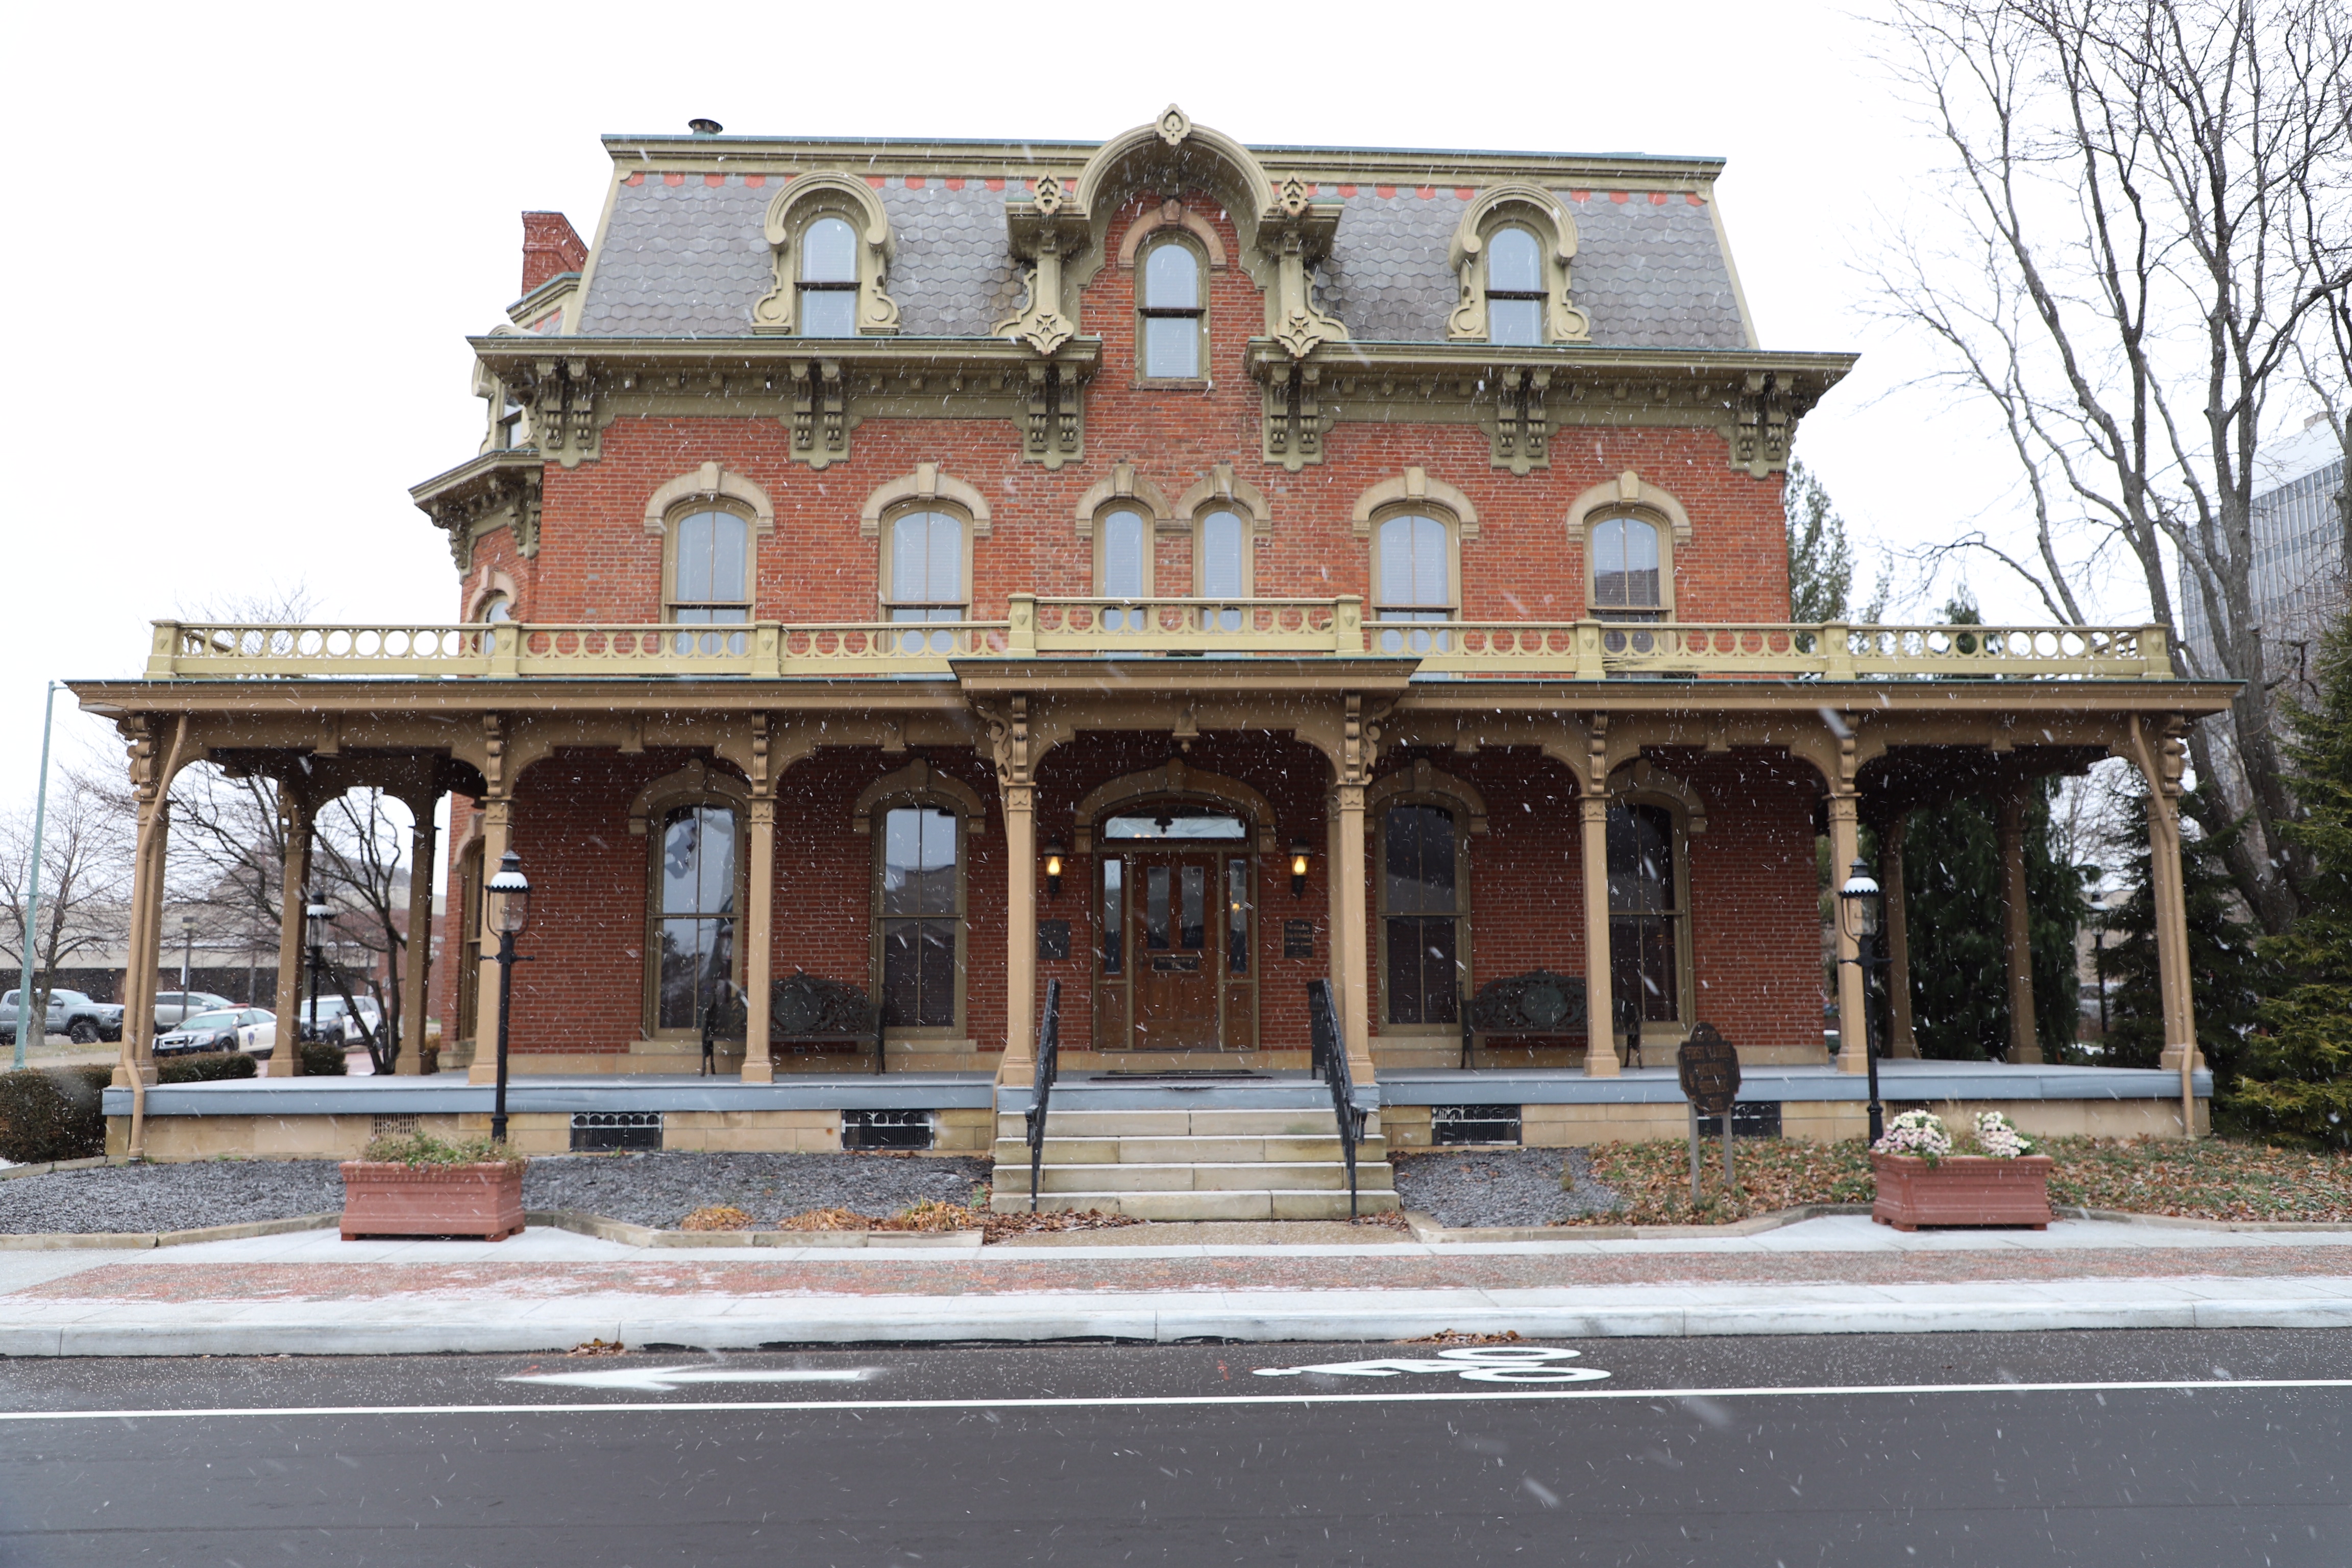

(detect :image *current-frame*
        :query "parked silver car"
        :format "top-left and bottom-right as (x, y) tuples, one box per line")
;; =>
(154, 991), (237, 1032)
(0, 989), (125, 1045)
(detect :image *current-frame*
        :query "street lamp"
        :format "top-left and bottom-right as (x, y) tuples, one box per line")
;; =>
(1836, 857), (1888, 1144)
(178, 915), (197, 1026)
(303, 892), (331, 1045)
(485, 850), (532, 1145)
(2089, 889), (2109, 1038)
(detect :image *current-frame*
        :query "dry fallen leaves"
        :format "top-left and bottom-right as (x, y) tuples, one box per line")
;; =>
(677, 1205), (755, 1232)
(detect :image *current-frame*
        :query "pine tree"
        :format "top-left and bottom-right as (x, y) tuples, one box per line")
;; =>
(1785, 460), (1856, 623)
(2098, 781), (2262, 1077)
(2231, 602), (2352, 1145)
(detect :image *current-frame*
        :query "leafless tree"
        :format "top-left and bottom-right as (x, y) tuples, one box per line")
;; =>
(0, 767), (133, 1035)
(1873, 0), (2352, 935)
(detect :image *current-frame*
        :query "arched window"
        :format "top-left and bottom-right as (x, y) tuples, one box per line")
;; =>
(876, 804), (962, 1032)
(1606, 802), (1685, 1031)
(651, 802), (740, 1035)
(1140, 237), (1205, 380)
(1380, 802), (1467, 1028)
(668, 508), (751, 623)
(1484, 226), (1546, 348)
(1099, 506), (1149, 598)
(885, 508), (967, 624)
(1373, 512), (1455, 624)
(798, 216), (860, 338)
(1590, 514), (1665, 622)
(1197, 508), (1246, 599)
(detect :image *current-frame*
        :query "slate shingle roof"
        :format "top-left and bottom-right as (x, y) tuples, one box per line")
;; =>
(577, 173), (1749, 350)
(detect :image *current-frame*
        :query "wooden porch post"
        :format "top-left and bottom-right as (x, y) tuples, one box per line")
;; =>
(1002, 781), (1037, 1083)
(395, 793), (436, 1075)
(270, 784), (313, 1080)
(1996, 788), (2041, 1064)
(742, 792), (776, 1083)
(1335, 782), (1372, 1070)
(1829, 788), (1870, 1074)
(114, 744), (178, 1090)
(464, 795), (511, 1085)
(1578, 793), (1619, 1077)
(1882, 813), (1920, 1058)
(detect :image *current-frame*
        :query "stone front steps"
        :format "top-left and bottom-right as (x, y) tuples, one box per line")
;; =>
(989, 1103), (1398, 1219)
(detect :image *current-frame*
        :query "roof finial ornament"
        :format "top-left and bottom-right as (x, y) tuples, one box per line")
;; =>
(1157, 104), (1191, 148)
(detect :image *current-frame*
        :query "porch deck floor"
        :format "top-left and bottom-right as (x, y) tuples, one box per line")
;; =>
(1380, 1059), (2213, 1105)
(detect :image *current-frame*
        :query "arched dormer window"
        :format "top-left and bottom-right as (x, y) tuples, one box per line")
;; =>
(1447, 184), (1591, 345)
(797, 216), (860, 337)
(752, 174), (902, 337)
(1139, 236), (1206, 380)
(1484, 227), (1546, 348)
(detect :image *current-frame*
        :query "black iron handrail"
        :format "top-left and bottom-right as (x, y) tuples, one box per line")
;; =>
(1025, 978), (1062, 1212)
(1307, 978), (1364, 1219)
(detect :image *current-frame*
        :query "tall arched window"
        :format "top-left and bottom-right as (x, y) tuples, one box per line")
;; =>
(1197, 508), (1246, 599)
(1606, 802), (1684, 1030)
(1140, 238), (1205, 380)
(877, 804), (962, 1032)
(1590, 515), (1664, 621)
(1381, 802), (1467, 1027)
(798, 216), (860, 338)
(668, 509), (751, 624)
(652, 802), (740, 1035)
(1374, 512), (1455, 624)
(886, 508), (967, 625)
(1097, 505), (1149, 632)
(1484, 226), (1546, 347)
(454, 837), (483, 1044)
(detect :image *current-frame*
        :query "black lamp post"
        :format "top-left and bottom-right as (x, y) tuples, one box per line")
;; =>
(2090, 890), (2109, 1038)
(1836, 857), (1887, 1144)
(178, 915), (197, 1026)
(303, 892), (331, 1045)
(485, 850), (532, 1145)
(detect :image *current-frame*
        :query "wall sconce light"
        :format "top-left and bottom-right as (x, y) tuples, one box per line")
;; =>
(1289, 839), (1312, 898)
(1043, 842), (1066, 901)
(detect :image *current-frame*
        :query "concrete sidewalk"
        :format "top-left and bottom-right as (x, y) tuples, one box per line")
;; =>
(2, 1216), (2347, 1355)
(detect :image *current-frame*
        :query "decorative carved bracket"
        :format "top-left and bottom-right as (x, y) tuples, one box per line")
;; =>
(1721, 370), (1794, 477)
(1021, 360), (1085, 469)
(412, 453), (544, 572)
(782, 358), (851, 469)
(1489, 366), (1552, 474)
(1259, 203), (1348, 362)
(524, 357), (600, 468)
(1259, 361), (1329, 471)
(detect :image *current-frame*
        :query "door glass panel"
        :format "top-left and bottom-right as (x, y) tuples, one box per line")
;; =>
(1607, 803), (1678, 1024)
(1145, 866), (1170, 950)
(1101, 858), (1123, 975)
(880, 806), (959, 1029)
(1179, 864), (1205, 950)
(1386, 915), (1459, 1026)
(1226, 859), (1250, 975)
(1383, 804), (1456, 914)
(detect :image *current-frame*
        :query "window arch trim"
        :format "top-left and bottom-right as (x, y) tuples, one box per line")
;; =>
(1116, 199), (1230, 270)
(463, 565), (519, 623)
(751, 172), (902, 336)
(1350, 468), (1480, 540)
(643, 462), (776, 538)
(627, 761), (750, 838)
(1073, 760), (1277, 853)
(1444, 182), (1591, 345)
(851, 759), (988, 838)
(1366, 760), (1490, 836)
(857, 463), (994, 539)
(1071, 462), (1175, 539)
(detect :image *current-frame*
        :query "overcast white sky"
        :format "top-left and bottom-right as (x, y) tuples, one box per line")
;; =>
(0, 0), (2103, 821)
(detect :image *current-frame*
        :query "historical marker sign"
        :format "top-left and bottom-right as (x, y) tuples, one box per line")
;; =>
(1676, 1022), (1742, 1117)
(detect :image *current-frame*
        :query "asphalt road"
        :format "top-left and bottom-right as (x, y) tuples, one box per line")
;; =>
(0, 1329), (2342, 1565)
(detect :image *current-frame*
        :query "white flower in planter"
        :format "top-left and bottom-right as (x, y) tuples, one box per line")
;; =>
(1872, 1109), (1952, 1163)
(1972, 1110), (2035, 1159)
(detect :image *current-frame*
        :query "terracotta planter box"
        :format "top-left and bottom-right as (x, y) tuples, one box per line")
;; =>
(340, 1161), (526, 1241)
(1872, 1153), (2053, 1232)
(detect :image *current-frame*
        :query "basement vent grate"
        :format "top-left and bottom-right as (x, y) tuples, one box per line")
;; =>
(843, 1109), (934, 1150)
(370, 1114), (419, 1139)
(572, 1111), (663, 1152)
(1431, 1105), (1523, 1146)
(1696, 1102), (1782, 1139)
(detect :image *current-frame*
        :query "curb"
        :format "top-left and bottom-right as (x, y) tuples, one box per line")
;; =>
(0, 1158), (115, 1184)
(530, 1210), (984, 1250)
(0, 1214), (339, 1252)
(1405, 1204), (1874, 1243)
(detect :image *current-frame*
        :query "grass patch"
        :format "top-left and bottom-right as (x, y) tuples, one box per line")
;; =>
(1563, 1135), (2352, 1226)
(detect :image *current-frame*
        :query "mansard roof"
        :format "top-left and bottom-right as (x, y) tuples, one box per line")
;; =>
(574, 128), (1753, 351)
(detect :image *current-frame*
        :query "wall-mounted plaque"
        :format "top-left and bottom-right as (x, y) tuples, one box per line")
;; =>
(1283, 919), (1316, 959)
(1037, 920), (1071, 961)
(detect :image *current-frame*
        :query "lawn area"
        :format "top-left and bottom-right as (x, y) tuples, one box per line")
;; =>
(1561, 1136), (2352, 1227)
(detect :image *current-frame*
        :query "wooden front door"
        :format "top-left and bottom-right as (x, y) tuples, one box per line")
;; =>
(1131, 852), (1220, 1050)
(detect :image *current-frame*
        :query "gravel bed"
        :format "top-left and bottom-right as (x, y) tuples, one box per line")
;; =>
(0, 1162), (346, 1235)
(523, 1152), (992, 1230)
(1391, 1148), (1624, 1229)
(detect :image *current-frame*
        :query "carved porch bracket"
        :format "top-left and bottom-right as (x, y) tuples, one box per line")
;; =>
(1720, 369), (1794, 478)
(780, 357), (851, 469)
(1489, 366), (1553, 474)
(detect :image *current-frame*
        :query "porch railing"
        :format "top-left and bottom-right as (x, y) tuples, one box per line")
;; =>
(141, 602), (2173, 682)
(1025, 978), (1061, 1213)
(1307, 978), (1363, 1220)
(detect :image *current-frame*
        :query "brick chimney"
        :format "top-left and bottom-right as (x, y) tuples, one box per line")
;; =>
(520, 212), (588, 297)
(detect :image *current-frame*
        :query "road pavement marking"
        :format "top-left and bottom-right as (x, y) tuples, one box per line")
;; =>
(1254, 1346), (1610, 1383)
(2, 1377), (2350, 1423)
(503, 1366), (876, 1392)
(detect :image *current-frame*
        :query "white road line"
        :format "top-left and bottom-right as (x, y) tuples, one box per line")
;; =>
(0, 1377), (2346, 1423)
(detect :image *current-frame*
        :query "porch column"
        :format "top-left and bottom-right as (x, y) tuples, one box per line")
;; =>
(395, 793), (436, 1075)
(1578, 793), (1619, 1077)
(741, 792), (776, 1083)
(114, 789), (172, 1089)
(464, 795), (511, 1086)
(1882, 813), (1920, 1058)
(2145, 774), (2200, 1073)
(1829, 788), (1870, 1074)
(1334, 782), (1371, 1070)
(269, 785), (314, 1080)
(1001, 782), (1037, 1084)
(1996, 788), (2041, 1064)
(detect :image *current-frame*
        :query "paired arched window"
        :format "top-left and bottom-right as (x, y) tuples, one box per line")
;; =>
(1197, 508), (1247, 600)
(1380, 801), (1467, 1027)
(1590, 514), (1666, 621)
(876, 804), (963, 1032)
(885, 509), (967, 623)
(651, 802), (741, 1035)
(1606, 802), (1685, 1031)
(1484, 226), (1546, 348)
(797, 216), (860, 338)
(1139, 238), (1206, 380)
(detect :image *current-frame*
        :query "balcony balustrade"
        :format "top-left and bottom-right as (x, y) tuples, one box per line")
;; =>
(142, 596), (2172, 682)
